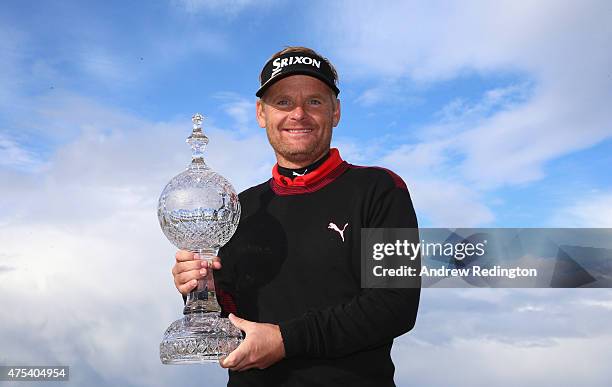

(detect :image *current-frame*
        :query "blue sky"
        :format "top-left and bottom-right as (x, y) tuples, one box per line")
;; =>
(3, 0), (611, 227)
(1, 1), (612, 386)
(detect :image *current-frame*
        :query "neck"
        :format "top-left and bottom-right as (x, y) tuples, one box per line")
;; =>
(275, 149), (330, 169)
(276, 150), (331, 180)
(270, 148), (346, 193)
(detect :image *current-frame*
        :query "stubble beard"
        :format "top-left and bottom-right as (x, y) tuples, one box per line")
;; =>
(267, 131), (332, 166)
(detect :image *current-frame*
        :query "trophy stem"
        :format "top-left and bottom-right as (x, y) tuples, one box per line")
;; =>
(183, 248), (221, 315)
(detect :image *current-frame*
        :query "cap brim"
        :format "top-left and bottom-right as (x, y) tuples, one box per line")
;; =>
(256, 69), (340, 98)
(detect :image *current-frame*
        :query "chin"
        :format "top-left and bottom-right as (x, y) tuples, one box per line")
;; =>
(271, 139), (330, 164)
(276, 147), (313, 161)
(287, 148), (329, 163)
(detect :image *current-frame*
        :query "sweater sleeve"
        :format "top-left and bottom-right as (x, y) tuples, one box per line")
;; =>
(278, 171), (421, 359)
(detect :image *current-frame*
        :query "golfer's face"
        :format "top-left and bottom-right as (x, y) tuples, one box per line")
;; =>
(256, 75), (340, 167)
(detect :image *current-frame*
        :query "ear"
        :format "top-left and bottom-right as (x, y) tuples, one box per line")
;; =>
(256, 99), (267, 128)
(332, 98), (341, 127)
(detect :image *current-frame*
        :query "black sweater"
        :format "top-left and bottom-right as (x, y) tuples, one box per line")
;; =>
(215, 148), (420, 386)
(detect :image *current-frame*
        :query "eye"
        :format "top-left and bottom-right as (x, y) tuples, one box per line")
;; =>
(308, 99), (322, 105)
(276, 99), (290, 106)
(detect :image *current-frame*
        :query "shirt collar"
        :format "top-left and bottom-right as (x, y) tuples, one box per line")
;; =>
(271, 148), (344, 188)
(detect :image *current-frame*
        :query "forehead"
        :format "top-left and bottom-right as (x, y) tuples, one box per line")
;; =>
(264, 75), (332, 98)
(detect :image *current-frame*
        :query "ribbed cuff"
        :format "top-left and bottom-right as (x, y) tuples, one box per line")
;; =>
(278, 317), (308, 359)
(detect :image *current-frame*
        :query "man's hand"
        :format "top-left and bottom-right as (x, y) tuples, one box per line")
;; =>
(220, 314), (286, 371)
(172, 250), (222, 295)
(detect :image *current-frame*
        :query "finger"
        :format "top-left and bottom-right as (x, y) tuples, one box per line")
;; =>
(230, 358), (252, 372)
(177, 279), (198, 295)
(220, 344), (248, 369)
(233, 360), (258, 372)
(228, 313), (250, 331)
(201, 258), (223, 270)
(175, 250), (196, 262)
(175, 269), (203, 288)
(172, 260), (202, 276)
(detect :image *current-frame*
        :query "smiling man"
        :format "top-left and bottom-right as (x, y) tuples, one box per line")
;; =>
(172, 46), (421, 386)
(258, 74), (339, 169)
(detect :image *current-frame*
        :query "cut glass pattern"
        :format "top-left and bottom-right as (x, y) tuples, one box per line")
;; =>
(157, 113), (242, 364)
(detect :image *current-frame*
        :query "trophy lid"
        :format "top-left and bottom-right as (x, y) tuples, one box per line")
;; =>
(186, 113), (209, 166)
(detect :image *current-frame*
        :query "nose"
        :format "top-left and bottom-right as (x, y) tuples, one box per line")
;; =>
(289, 105), (305, 120)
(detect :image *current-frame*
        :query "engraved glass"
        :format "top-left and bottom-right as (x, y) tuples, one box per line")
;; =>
(157, 113), (242, 364)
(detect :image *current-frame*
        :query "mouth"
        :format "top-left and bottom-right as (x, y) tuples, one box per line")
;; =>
(282, 128), (313, 134)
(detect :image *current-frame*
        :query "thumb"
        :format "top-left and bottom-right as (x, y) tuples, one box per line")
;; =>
(228, 313), (249, 331)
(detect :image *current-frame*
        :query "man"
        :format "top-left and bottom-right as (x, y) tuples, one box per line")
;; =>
(172, 46), (420, 386)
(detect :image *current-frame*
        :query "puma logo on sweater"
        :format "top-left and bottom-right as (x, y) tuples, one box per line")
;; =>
(328, 222), (348, 242)
(292, 169), (307, 177)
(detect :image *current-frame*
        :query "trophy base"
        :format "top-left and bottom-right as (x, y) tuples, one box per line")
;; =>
(160, 312), (243, 364)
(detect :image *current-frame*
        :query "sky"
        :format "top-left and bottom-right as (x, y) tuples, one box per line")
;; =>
(1, 0), (612, 386)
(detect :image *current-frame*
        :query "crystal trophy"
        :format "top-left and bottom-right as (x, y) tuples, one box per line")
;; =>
(157, 113), (242, 364)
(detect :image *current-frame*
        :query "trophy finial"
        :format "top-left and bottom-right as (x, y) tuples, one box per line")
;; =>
(192, 113), (204, 130)
(187, 113), (209, 166)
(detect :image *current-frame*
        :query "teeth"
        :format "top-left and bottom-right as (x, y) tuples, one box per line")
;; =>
(287, 129), (311, 133)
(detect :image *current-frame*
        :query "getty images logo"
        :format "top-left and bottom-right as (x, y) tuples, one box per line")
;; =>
(271, 56), (322, 78)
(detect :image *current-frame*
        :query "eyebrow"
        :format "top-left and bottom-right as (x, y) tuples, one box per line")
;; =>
(268, 93), (328, 101)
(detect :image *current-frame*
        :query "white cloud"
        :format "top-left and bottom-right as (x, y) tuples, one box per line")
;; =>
(306, 0), (612, 225)
(0, 94), (273, 386)
(321, 1), (610, 82)
(213, 92), (258, 133)
(377, 140), (494, 226)
(0, 223), (228, 386)
(393, 334), (612, 386)
(549, 192), (612, 227)
(403, 177), (494, 227)
(355, 80), (424, 107)
(515, 304), (545, 313)
(436, 83), (532, 124)
(355, 85), (388, 107)
(580, 299), (612, 311)
(0, 133), (43, 170)
(387, 288), (612, 385)
(1, 93), (274, 224)
(332, 135), (493, 228)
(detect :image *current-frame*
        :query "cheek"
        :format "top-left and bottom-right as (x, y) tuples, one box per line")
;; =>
(267, 111), (286, 128)
(316, 113), (335, 131)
